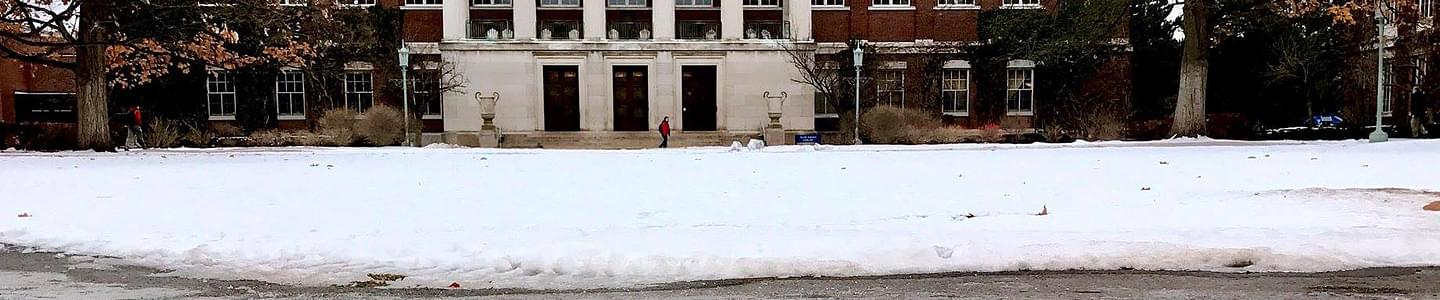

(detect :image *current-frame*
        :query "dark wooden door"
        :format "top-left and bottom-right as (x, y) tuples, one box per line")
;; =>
(612, 66), (649, 131)
(681, 66), (717, 131)
(543, 66), (580, 131)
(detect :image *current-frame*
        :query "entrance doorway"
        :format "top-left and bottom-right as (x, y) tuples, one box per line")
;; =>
(543, 66), (580, 131)
(681, 66), (717, 131)
(612, 66), (649, 131)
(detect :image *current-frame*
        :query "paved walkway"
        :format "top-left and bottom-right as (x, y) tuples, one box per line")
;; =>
(2, 247), (1437, 300)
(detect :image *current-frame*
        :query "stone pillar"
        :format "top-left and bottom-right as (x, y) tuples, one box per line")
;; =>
(720, 0), (742, 40)
(763, 91), (788, 145)
(514, 0), (539, 40)
(584, 0), (607, 40)
(653, 0), (676, 41)
(443, 0), (469, 40)
(784, 0), (811, 41)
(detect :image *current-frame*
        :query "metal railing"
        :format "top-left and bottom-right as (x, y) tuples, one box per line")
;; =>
(743, 20), (789, 40)
(676, 21), (720, 40)
(607, 22), (652, 40)
(538, 21), (583, 40)
(467, 20), (515, 40)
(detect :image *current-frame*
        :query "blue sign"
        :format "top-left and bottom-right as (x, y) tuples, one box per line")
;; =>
(796, 134), (821, 144)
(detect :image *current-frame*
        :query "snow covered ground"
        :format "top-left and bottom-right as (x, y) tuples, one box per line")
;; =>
(2, 139), (1438, 289)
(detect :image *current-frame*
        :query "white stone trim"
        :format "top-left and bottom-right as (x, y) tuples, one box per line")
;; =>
(881, 61), (907, 69)
(868, 5), (915, 10)
(1007, 59), (1036, 68)
(943, 60), (970, 69)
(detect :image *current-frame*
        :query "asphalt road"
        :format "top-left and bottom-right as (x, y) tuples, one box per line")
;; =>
(2, 246), (1438, 299)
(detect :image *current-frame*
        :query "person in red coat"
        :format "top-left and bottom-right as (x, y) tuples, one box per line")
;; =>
(658, 116), (671, 148)
(126, 106), (145, 149)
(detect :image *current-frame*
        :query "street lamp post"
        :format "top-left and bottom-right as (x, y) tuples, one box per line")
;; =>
(852, 41), (864, 145)
(398, 44), (412, 146)
(1371, 10), (1390, 143)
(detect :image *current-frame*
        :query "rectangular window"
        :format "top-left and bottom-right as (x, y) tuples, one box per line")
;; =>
(677, 0), (713, 6)
(1414, 57), (1426, 90)
(536, 0), (572, 6)
(815, 68), (840, 117)
(338, 0), (377, 6)
(414, 70), (443, 118)
(1002, 0), (1038, 6)
(871, 0), (909, 6)
(1007, 68), (1035, 115)
(1424, 0), (1434, 18)
(344, 72), (374, 113)
(608, 0), (647, 7)
(405, 0), (443, 4)
(938, 0), (974, 5)
(206, 71), (237, 120)
(275, 70), (306, 120)
(812, 0), (844, 6)
(1384, 64), (1393, 115)
(942, 69), (969, 115)
(876, 69), (905, 107)
(744, 0), (780, 6)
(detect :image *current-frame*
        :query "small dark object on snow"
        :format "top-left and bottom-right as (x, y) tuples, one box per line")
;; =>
(1424, 201), (1440, 211)
(480, 157), (488, 160)
(368, 273), (406, 282)
(310, 164), (320, 167)
(1247, 156), (1257, 159)
(1311, 157), (1318, 160)
(1036, 205), (1048, 216)
(1141, 187), (1152, 191)
(1159, 161), (1169, 165)
(17, 213), (30, 218)
(449, 282), (461, 288)
(966, 213), (976, 218)
(1264, 154), (1271, 157)
(326, 165), (334, 168)
(229, 155), (235, 158)
(1224, 259), (1254, 268)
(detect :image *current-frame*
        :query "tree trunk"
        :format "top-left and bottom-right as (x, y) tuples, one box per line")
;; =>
(1172, 0), (1210, 137)
(76, 1), (112, 151)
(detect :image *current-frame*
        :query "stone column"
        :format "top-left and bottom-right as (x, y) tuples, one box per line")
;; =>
(784, 0), (811, 41)
(443, 0), (469, 40)
(584, 0), (607, 40)
(514, 0), (539, 40)
(653, 0), (676, 40)
(720, 0), (742, 40)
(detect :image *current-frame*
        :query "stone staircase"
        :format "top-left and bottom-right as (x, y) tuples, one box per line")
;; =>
(499, 131), (762, 149)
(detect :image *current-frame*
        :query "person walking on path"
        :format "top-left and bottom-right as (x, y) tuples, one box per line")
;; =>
(658, 116), (671, 148)
(125, 106), (145, 149)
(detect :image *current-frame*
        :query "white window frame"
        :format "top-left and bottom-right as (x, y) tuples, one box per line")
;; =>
(1001, 0), (1040, 9)
(876, 67), (905, 108)
(744, 0), (780, 6)
(1423, 0), (1434, 18)
(811, 0), (844, 7)
(942, 68), (970, 116)
(1006, 65), (1035, 116)
(871, 0), (910, 7)
(275, 70), (306, 120)
(207, 70), (238, 121)
(608, 0), (647, 7)
(344, 71), (375, 113)
(815, 64), (841, 118)
(676, 0), (714, 6)
(476, 0), (514, 6)
(337, 0), (377, 7)
(404, 0), (443, 6)
(937, 0), (977, 8)
(539, 0), (577, 6)
(278, 0), (307, 6)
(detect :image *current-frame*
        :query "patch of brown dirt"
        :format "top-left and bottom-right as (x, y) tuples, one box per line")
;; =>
(1424, 201), (1440, 212)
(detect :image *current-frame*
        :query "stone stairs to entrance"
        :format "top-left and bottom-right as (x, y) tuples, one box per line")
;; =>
(500, 131), (762, 149)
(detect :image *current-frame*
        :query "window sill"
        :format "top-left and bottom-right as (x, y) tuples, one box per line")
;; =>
(999, 4), (1042, 9)
(475, 4), (517, 9)
(811, 5), (849, 10)
(1005, 111), (1035, 117)
(423, 115), (444, 120)
(816, 113), (840, 118)
(676, 5), (718, 9)
(208, 115), (237, 121)
(868, 5), (915, 10)
(607, 5), (651, 9)
(934, 4), (980, 10)
(399, 5), (443, 10)
(942, 112), (970, 117)
(743, 5), (783, 9)
(278, 115), (306, 121)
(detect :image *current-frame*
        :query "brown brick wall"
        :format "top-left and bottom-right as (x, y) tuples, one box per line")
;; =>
(404, 10), (444, 42)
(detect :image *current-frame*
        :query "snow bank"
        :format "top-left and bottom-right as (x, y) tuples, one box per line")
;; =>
(1, 140), (1438, 289)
